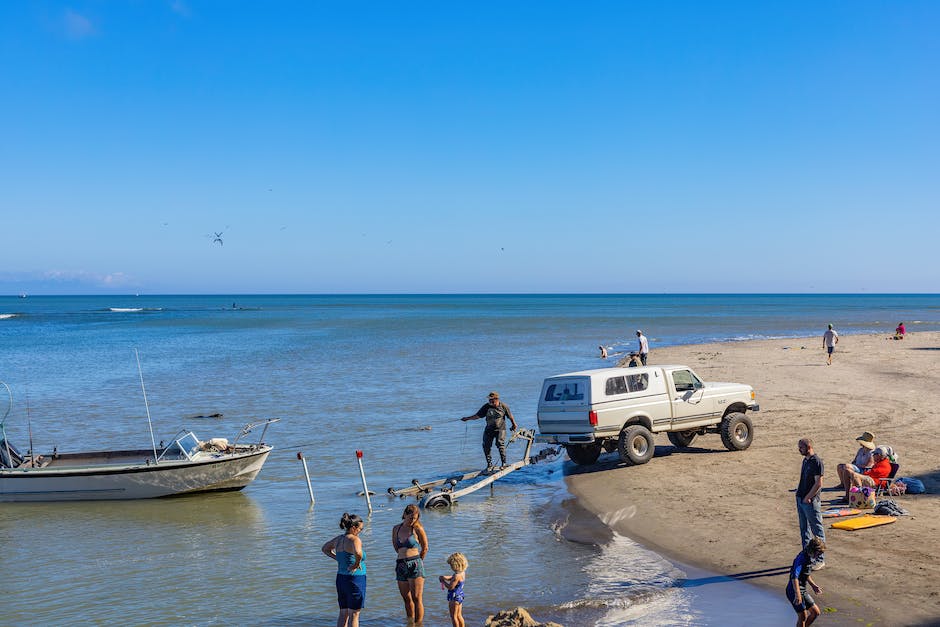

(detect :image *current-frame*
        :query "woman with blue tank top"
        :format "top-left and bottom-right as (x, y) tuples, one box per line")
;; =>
(322, 512), (366, 627)
(393, 504), (429, 625)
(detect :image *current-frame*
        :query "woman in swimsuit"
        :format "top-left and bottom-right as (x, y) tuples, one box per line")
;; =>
(392, 503), (429, 624)
(321, 512), (366, 627)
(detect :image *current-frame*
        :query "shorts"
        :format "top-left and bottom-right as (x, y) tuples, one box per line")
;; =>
(827, 346), (834, 354)
(395, 557), (425, 581)
(786, 583), (815, 614)
(336, 573), (366, 610)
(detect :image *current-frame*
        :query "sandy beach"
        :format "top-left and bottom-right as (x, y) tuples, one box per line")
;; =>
(566, 331), (940, 626)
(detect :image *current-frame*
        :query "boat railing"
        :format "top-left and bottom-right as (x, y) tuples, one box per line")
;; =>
(232, 418), (280, 448)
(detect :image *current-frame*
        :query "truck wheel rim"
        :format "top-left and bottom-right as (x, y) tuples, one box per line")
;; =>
(632, 437), (649, 455)
(734, 423), (749, 441)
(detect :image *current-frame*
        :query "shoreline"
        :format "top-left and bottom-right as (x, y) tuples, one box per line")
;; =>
(565, 331), (940, 626)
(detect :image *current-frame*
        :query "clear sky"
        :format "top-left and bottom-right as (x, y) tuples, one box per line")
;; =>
(1, 2), (937, 294)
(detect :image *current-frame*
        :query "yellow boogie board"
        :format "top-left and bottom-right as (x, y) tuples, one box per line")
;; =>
(830, 514), (897, 530)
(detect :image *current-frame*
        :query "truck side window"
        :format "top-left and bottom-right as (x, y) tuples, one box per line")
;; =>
(627, 374), (649, 392)
(605, 377), (628, 395)
(673, 370), (694, 392)
(544, 384), (560, 402)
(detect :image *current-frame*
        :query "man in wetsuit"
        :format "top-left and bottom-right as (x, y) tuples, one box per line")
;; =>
(461, 391), (518, 473)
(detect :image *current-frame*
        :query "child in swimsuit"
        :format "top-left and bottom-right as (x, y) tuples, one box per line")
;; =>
(439, 552), (468, 627)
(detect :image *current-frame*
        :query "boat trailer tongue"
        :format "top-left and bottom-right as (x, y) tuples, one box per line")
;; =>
(385, 428), (560, 509)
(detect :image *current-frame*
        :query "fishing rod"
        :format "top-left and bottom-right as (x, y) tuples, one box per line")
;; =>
(25, 384), (35, 463)
(135, 349), (159, 464)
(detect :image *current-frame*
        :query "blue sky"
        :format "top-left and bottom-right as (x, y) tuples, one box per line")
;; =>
(1, 2), (937, 294)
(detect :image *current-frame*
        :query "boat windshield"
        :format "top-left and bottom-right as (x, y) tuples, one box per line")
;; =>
(157, 432), (202, 461)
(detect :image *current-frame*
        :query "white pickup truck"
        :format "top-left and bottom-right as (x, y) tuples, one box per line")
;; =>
(535, 365), (759, 466)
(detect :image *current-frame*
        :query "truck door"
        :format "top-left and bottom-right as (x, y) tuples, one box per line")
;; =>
(668, 369), (712, 428)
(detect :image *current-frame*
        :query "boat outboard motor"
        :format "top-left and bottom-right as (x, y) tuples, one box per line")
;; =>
(420, 492), (453, 509)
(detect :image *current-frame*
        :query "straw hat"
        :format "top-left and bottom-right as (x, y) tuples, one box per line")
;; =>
(855, 431), (876, 450)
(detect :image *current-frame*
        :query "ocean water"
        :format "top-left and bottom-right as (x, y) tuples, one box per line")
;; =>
(1, 294), (937, 626)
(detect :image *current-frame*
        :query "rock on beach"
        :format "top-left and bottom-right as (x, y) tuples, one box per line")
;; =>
(484, 607), (563, 627)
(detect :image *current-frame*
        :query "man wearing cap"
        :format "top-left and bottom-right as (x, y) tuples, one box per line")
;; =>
(461, 392), (518, 473)
(822, 324), (839, 365)
(636, 330), (649, 366)
(837, 445), (893, 503)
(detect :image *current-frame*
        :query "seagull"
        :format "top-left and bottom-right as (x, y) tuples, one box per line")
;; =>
(212, 231), (224, 246)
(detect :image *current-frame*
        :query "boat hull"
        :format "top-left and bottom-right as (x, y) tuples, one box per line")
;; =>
(0, 447), (272, 502)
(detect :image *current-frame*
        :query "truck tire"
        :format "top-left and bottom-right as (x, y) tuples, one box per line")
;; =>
(618, 425), (655, 465)
(565, 443), (602, 466)
(667, 430), (697, 448)
(720, 412), (754, 451)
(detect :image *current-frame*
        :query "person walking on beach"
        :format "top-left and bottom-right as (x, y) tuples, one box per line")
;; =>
(439, 552), (468, 627)
(393, 504), (429, 625)
(321, 512), (367, 627)
(461, 391), (518, 472)
(822, 324), (839, 365)
(796, 438), (826, 569)
(786, 537), (825, 627)
(636, 330), (649, 365)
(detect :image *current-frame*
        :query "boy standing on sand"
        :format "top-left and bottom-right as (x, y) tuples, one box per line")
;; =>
(822, 324), (839, 365)
(796, 438), (826, 569)
(636, 330), (649, 365)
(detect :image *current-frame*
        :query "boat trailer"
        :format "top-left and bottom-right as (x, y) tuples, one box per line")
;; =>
(386, 428), (556, 509)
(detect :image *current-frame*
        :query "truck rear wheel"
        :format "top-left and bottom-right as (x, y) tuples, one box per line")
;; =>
(618, 425), (655, 465)
(720, 412), (754, 451)
(667, 430), (697, 448)
(565, 443), (602, 466)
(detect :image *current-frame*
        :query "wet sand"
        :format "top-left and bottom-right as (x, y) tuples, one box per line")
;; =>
(566, 331), (940, 626)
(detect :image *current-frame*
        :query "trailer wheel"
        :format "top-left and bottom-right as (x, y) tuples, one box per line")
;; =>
(720, 412), (754, 451)
(618, 425), (655, 465)
(565, 443), (602, 466)
(667, 430), (697, 448)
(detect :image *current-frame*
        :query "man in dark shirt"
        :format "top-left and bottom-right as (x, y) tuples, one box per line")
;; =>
(461, 391), (518, 473)
(796, 438), (826, 569)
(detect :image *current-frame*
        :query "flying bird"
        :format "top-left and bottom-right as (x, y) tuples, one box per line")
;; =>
(212, 232), (224, 246)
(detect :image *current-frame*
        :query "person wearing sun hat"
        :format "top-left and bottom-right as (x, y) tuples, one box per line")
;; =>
(833, 431), (875, 490)
(850, 431), (876, 472)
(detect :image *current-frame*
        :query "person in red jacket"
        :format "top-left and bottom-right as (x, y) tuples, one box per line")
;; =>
(836, 445), (892, 503)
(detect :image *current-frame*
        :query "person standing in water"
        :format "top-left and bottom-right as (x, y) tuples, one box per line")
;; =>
(461, 391), (518, 472)
(393, 504), (429, 625)
(321, 512), (367, 627)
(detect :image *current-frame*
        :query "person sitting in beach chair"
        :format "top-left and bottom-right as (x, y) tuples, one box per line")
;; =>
(836, 446), (893, 503)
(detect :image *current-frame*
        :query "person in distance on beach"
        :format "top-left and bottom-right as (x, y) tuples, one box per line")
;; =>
(393, 504), (429, 625)
(461, 391), (518, 473)
(795, 438), (826, 569)
(894, 322), (906, 339)
(786, 537), (825, 627)
(822, 324), (839, 365)
(636, 330), (649, 365)
(321, 512), (366, 627)
(598, 345), (608, 359)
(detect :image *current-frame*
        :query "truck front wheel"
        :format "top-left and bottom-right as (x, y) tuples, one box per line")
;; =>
(618, 425), (655, 465)
(667, 430), (697, 448)
(720, 412), (754, 451)
(565, 443), (602, 466)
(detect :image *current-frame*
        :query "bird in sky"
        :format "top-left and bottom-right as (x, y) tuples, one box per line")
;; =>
(213, 232), (224, 246)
